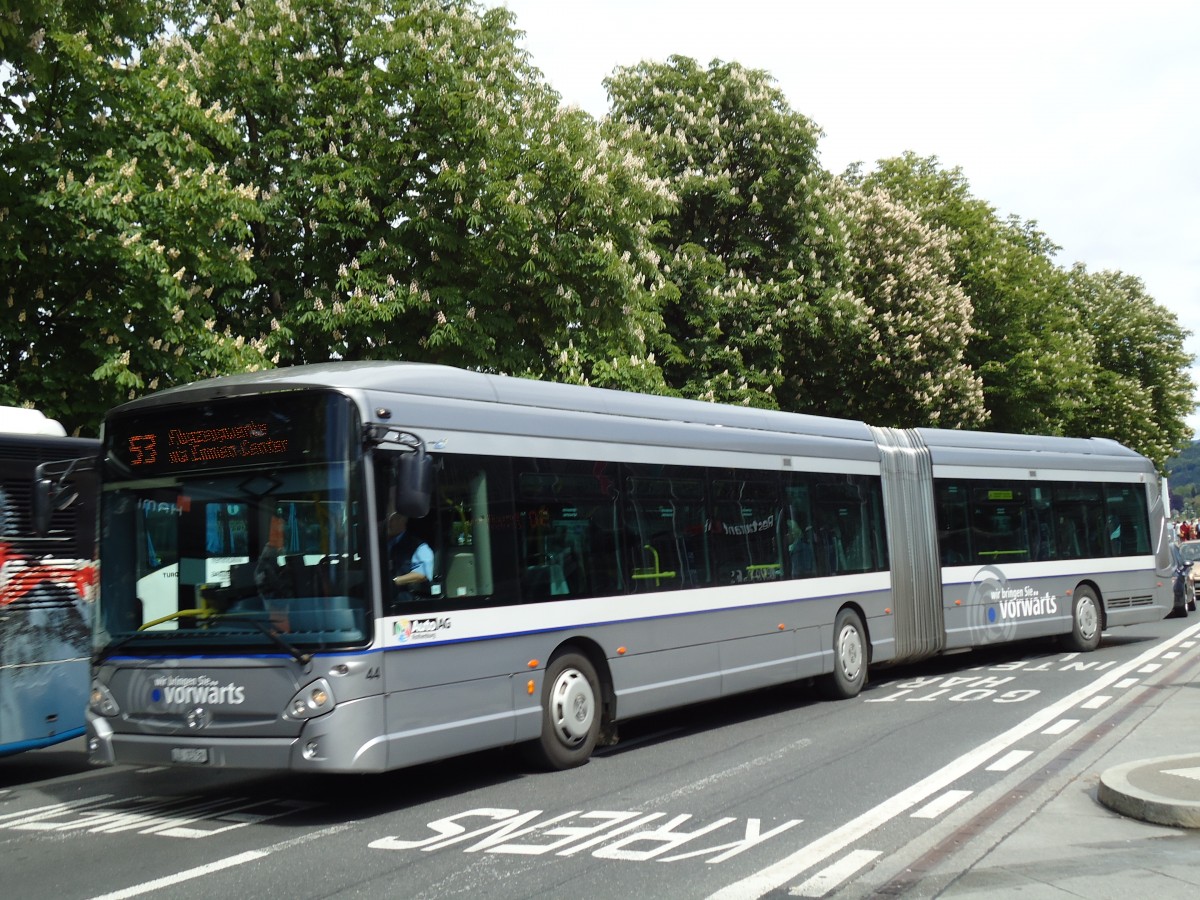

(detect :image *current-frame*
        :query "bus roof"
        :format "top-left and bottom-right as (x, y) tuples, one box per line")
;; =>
(106, 362), (1153, 473)
(0, 406), (67, 437)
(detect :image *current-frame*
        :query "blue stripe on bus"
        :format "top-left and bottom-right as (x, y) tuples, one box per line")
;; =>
(0, 726), (86, 758)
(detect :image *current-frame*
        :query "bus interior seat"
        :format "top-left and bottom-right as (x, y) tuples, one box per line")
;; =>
(444, 551), (477, 597)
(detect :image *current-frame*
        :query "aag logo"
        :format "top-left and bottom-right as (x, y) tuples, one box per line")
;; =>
(394, 617), (452, 643)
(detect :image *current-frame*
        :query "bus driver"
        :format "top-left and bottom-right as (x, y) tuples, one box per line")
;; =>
(388, 512), (433, 602)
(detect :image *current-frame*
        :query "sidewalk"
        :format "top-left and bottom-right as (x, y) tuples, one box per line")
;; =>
(912, 633), (1200, 898)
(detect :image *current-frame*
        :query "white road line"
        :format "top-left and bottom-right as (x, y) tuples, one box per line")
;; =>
(1114, 677), (1138, 689)
(789, 849), (881, 897)
(911, 790), (973, 820)
(708, 618), (1200, 900)
(1041, 718), (1079, 736)
(986, 750), (1032, 772)
(87, 850), (270, 900)
(85, 821), (358, 900)
(1081, 695), (1111, 710)
(1138, 663), (1163, 673)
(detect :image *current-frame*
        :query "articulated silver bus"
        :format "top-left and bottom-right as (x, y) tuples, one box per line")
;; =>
(65, 363), (1171, 772)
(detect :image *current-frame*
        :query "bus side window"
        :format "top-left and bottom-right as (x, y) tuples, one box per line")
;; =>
(1104, 484), (1151, 556)
(934, 482), (972, 565)
(515, 459), (620, 602)
(625, 465), (707, 592)
(710, 472), (782, 584)
(429, 454), (520, 606)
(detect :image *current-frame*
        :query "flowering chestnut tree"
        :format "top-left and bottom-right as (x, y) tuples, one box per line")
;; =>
(1066, 266), (1195, 467)
(824, 177), (987, 428)
(171, 0), (672, 392)
(0, 0), (264, 434)
(604, 56), (842, 409)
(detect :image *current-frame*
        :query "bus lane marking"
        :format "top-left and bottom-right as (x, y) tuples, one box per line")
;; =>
(791, 849), (882, 897)
(86, 820), (358, 900)
(1041, 718), (1079, 736)
(0, 794), (316, 837)
(369, 808), (802, 864)
(986, 750), (1032, 772)
(911, 790), (973, 819)
(88, 850), (270, 900)
(708, 620), (1200, 900)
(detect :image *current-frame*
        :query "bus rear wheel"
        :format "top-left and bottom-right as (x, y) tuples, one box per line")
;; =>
(527, 651), (601, 770)
(1060, 586), (1101, 652)
(820, 609), (867, 699)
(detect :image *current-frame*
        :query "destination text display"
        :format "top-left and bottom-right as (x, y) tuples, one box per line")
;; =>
(106, 392), (354, 475)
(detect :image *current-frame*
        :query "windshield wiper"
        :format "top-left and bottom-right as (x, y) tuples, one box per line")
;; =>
(93, 609), (312, 666)
(216, 615), (313, 665)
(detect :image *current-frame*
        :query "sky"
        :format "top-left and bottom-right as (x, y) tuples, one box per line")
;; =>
(494, 0), (1200, 443)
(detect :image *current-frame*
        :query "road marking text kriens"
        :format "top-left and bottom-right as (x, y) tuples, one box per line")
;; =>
(371, 808), (801, 863)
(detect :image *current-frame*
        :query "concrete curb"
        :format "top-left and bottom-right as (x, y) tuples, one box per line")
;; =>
(1097, 754), (1200, 828)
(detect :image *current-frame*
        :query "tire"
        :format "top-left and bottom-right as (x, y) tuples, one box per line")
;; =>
(819, 609), (868, 700)
(1060, 585), (1102, 652)
(526, 651), (601, 770)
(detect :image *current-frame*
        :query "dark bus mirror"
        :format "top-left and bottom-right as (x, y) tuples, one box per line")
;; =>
(32, 477), (55, 536)
(395, 447), (433, 518)
(33, 455), (95, 536)
(32, 477), (79, 537)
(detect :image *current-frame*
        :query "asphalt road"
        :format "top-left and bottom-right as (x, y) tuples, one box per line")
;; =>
(3, 614), (1198, 900)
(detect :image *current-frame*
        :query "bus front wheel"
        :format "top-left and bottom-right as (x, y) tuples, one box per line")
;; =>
(1061, 586), (1101, 652)
(820, 609), (867, 699)
(527, 651), (601, 770)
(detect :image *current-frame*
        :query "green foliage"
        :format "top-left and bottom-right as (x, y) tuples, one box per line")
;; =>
(0, 3), (1193, 461)
(1065, 266), (1196, 467)
(0, 0), (264, 435)
(170, 0), (670, 391)
(1168, 442), (1200, 518)
(825, 178), (986, 427)
(605, 56), (836, 409)
(854, 154), (1093, 436)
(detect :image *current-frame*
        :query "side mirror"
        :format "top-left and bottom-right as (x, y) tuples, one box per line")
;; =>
(33, 455), (96, 536)
(32, 477), (55, 536)
(395, 447), (433, 519)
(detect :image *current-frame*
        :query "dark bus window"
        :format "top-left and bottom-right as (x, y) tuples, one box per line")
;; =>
(709, 471), (783, 585)
(934, 481), (972, 566)
(970, 484), (1031, 563)
(624, 464), (709, 592)
(515, 459), (621, 601)
(811, 476), (887, 575)
(1050, 483), (1105, 560)
(430, 454), (520, 607)
(1104, 483), (1151, 557)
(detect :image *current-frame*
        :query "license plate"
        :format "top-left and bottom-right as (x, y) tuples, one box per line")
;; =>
(171, 747), (209, 765)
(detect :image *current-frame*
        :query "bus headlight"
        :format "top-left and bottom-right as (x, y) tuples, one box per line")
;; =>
(89, 681), (120, 717)
(286, 678), (336, 720)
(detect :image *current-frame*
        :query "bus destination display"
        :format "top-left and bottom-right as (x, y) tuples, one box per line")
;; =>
(126, 422), (288, 469)
(106, 392), (355, 476)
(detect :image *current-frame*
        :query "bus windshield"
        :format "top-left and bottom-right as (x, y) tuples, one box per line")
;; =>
(97, 392), (369, 656)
